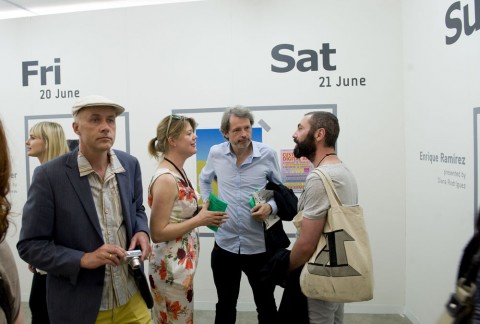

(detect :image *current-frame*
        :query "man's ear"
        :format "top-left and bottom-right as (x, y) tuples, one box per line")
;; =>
(315, 128), (325, 142)
(72, 122), (80, 135)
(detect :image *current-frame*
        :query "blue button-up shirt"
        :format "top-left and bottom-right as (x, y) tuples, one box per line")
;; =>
(199, 141), (282, 254)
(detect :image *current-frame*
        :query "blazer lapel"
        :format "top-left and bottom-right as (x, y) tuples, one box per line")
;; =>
(65, 150), (104, 240)
(116, 168), (133, 240)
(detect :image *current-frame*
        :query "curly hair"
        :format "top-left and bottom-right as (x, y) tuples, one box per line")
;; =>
(0, 119), (11, 242)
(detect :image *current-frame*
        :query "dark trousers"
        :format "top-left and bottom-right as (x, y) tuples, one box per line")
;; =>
(211, 243), (278, 324)
(29, 272), (50, 324)
(278, 267), (309, 324)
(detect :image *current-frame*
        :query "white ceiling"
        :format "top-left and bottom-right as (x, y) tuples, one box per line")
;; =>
(0, 0), (200, 19)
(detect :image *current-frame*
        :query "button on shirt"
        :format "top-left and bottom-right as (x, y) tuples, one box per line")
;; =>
(78, 150), (137, 310)
(199, 141), (282, 255)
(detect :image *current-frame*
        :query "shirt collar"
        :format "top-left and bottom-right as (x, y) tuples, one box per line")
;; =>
(77, 150), (126, 177)
(222, 141), (261, 158)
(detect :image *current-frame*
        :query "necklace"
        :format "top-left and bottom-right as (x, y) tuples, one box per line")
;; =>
(316, 153), (337, 167)
(163, 157), (192, 188)
(163, 157), (199, 214)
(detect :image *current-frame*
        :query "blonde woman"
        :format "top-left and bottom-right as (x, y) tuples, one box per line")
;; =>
(25, 121), (69, 324)
(148, 115), (228, 323)
(26, 121), (69, 164)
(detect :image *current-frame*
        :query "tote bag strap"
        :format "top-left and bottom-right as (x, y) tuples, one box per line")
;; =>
(312, 168), (343, 208)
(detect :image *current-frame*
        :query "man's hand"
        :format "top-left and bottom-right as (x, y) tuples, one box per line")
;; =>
(28, 264), (36, 273)
(80, 244), (127, 269)
(129, 231), (151, 262)
(251, 203), (272, 222)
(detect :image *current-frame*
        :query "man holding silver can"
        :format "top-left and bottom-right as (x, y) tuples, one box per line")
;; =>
(18, 95), (152, 324)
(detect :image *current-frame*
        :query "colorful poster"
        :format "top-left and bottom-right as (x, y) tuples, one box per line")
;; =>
(280, 149), (313, 192)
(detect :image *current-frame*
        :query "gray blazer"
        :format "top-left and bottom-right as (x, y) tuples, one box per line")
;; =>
(17, 148), (150, 324)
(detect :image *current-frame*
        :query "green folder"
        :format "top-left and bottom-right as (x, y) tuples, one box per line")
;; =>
(207, 192), (228, 232)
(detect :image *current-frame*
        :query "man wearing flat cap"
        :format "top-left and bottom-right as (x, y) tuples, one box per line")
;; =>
(18, 95), (152, 324)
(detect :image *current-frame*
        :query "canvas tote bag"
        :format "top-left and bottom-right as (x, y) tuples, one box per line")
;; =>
(298, 168), (373, 302)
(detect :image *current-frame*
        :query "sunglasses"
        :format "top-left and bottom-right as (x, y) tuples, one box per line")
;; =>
(166, 114), (186, 138)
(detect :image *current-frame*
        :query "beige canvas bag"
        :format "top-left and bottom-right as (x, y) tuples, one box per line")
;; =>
(297, 168), (374, 302)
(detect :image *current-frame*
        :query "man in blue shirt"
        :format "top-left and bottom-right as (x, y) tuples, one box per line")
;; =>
(199, 106), (283, 324)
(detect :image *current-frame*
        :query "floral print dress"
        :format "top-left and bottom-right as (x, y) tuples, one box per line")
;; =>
(148, 168), (199, 324)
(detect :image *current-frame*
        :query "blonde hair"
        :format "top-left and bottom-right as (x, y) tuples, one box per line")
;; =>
(148, 115), (197, 159)
(30, 122), (69, 162)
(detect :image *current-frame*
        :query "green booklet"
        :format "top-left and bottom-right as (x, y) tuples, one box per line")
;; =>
(207, 192), (228, 232)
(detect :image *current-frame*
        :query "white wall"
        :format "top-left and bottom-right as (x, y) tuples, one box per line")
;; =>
(1, 0), (407, 316)
(403, 0), (479, 323)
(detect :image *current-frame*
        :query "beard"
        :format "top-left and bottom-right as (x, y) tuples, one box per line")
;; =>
(293, 131), (316, 160)
(232, 137), (251, 151)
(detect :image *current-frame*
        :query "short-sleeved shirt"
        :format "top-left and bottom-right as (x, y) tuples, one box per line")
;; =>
(298, 163), (358, 220)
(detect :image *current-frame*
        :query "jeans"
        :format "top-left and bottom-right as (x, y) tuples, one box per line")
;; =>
(211, 243), (278, 324)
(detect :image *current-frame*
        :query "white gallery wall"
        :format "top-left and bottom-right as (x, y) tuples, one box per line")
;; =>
(2, 0), (476, 322)
(404, 0), (480, 323)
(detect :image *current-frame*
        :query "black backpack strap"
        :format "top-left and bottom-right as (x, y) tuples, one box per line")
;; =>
(458, 233), (480, 279)
(131, 268), (154, 309)
(457, 232), (480, 285)
(464, 243), (480, 287)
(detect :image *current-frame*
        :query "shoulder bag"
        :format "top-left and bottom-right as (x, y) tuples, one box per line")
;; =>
(298, 168), (374, 302)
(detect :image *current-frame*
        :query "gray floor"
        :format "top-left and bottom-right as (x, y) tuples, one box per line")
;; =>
(195, 310), (412, 324)
(21, 302), (412, 323)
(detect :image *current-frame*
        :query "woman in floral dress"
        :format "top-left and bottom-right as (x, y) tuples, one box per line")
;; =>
(147, 115), (228, 324)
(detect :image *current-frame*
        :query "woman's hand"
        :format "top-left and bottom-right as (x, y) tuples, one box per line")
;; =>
(196, 200), (228, 228)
